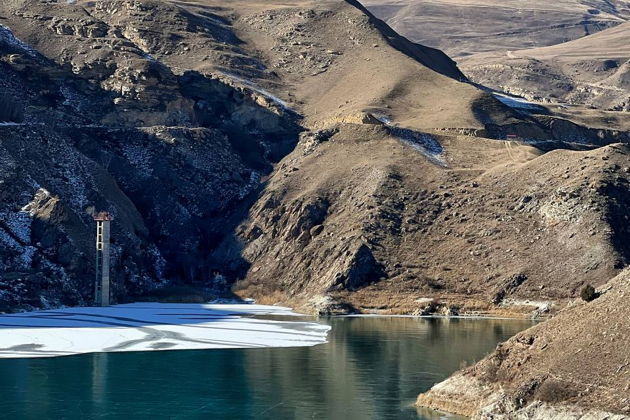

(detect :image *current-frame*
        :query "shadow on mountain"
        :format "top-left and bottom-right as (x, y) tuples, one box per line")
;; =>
(345, 0), (467, 81)
(0, 30), (302, 310)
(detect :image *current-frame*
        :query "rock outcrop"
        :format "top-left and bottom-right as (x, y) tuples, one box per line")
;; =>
(0, 0), (301, 311)
(417, 269), (630, 418)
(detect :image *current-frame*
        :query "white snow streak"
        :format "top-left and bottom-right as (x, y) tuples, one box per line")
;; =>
(0, 25), (39, 57)
(218, 71), (292, 112)
(373, 114), (447, 167)
(493, 93), (544, 111)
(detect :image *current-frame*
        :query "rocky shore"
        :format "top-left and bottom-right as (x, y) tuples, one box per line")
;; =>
(417, 269), (630, 419)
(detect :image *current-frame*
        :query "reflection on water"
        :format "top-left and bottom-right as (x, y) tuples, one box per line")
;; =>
(0, 317), (532, 419)
(92, 352), (108, 410)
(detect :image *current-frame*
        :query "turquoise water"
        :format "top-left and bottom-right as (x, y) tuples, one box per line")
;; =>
(0, 317), (532, 419)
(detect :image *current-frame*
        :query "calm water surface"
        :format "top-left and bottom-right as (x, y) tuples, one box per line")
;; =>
(0, 317), (533, 419)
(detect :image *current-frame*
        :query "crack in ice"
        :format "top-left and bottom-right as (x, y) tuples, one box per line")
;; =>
(0, 303), (330, 358)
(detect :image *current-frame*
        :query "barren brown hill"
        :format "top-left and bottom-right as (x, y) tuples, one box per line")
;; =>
(362, 0), (630, 58)
(363, 0), (630, 110)
(0, 0), (628, 320)
(417, 268), (630, 419)
(184, 0), (515, 133)
(0, 0), (545, 309)
(224, 125), (630, 316)
(463, 22), (630, 111)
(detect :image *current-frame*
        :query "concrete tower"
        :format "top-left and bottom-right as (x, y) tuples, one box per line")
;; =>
(94, 212), (113, 306)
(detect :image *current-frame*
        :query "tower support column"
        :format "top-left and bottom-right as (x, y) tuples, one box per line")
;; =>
(94, 212), (113, 307)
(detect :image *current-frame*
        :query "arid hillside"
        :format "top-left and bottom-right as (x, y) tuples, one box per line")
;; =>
(417, 268), (630, 419)
(0, 0), (302, 310)
(363, 0), (630, 110)
(0, 0), (628, 317)
(361, 0), (630, 58)
(463, 22), (630, 111)
(226, 124), (630, 316)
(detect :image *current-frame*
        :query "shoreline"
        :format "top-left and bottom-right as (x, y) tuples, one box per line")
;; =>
(246, 289), (564, 320)
(415, 373), (628, 420)
(334, 313), (541, 321)
(415, 270), (630, 419)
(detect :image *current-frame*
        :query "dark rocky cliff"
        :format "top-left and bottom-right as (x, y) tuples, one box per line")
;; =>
(0, 0), (301, 310)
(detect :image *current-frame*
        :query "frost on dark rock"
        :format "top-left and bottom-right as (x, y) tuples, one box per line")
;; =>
(0, 3), (301, 311)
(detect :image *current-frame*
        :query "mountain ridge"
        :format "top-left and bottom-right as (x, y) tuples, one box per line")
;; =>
(363, 0), (630, 110)
(0, 0), (628, 323)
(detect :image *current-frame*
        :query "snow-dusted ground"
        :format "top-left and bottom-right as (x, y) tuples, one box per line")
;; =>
(0, 25), (39, 58)
(372, 114), (447, 166)
(218, 71), (293, 112)
(493, 93), (545, 112)
(0, 303), (330, 358)
(391, 127), (447, 167)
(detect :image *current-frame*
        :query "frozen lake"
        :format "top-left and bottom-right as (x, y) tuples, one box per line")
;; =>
(0, 314), (533, 419)
(0, 303), (330, 358)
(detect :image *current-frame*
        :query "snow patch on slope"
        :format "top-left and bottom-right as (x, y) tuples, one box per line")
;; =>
(374, 114), (447, 167)
(493, 93), (546, 112)
(218, 71), (293, 112)
(0, 25), (39, 57)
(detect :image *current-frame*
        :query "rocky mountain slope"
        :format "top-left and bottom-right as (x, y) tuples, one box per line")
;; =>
(0, 0), (628, 318)
(0, 0), (301, 310)
(417, 268), (630, 419)
(363, 0), (630, 110)
(362, 0), (630, 58)
(463, 22), (630, 111)
(201, 1), (630, 315)
(227, 123), (630, 316)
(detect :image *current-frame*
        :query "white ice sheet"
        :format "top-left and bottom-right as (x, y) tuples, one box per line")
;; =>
(0, 303), (330, 358)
